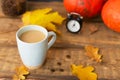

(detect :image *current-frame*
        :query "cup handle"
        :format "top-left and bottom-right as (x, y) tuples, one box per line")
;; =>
(48, 31), (56, 49)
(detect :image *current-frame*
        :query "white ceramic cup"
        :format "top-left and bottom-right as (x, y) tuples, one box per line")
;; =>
(16, 25), (56, 69)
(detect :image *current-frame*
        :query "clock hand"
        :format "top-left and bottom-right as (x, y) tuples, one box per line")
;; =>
(73, 24), (75, 26)
(72, 21), (76, 27)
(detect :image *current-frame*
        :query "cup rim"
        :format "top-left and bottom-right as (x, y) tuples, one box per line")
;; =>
(16, 25), (48, 44)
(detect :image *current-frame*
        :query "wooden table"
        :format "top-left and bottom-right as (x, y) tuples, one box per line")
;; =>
(0, 1), (120, 80)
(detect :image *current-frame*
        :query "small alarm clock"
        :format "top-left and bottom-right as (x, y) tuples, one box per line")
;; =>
(66, 12), (83, 33)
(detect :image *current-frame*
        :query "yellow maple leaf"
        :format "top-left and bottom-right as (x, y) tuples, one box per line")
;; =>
(85, 45), (102, 62)
(13, 66), (29, 80)
(22, 11), (31, 25)
(71, 64), (97, 80)
(22, 8), (65, 34)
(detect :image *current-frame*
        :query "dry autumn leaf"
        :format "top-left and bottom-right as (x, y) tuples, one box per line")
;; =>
(89, 25), (98, 34)
(13, 66), (29, 80)
(22, 8), (65, 34)
(71, 64), (97, 80)
(85, 45), (102, 62)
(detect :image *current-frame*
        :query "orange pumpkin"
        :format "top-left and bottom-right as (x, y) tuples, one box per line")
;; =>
(64, 0), (105, 18)
(102, 0), (120, 32)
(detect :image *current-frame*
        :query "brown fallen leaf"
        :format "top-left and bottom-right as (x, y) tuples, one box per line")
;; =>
(85, 45), (102, 62)
(13, 66), (29, 80)
(89, 25), (98, 34)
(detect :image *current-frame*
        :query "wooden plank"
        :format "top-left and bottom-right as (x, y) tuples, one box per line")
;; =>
(0, 76), (78, 80)
(0, 18), (120, 48)
(0, 76), (117, 80)
(0, 46), (120, 79)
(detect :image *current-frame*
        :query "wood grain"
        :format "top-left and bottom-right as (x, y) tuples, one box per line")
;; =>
(0, 47), (120, 79)
(0, 1), (120, 80)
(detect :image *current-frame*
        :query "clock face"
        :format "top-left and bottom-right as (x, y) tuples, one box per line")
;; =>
(67, 20), (81, 33)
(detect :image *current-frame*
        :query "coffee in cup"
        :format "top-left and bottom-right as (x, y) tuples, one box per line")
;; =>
(19, 30), (45, 43)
